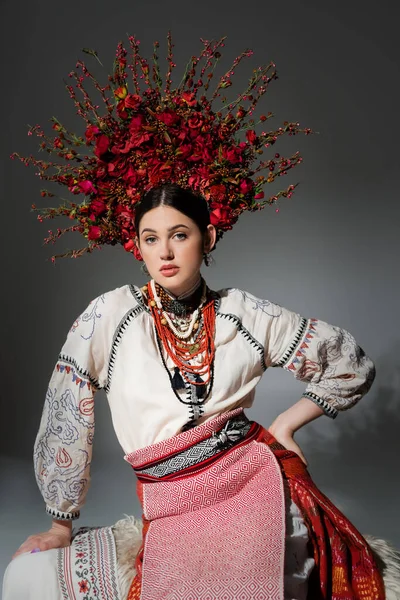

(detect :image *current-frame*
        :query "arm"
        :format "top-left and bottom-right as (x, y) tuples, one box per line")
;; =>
(13, 294), (109, 558)
(254, 296), (375, 463)
(268, 398), (325, 465)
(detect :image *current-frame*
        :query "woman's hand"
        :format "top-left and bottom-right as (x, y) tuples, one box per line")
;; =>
(12, 522), (72, 560)
(267, 422), (308, 466)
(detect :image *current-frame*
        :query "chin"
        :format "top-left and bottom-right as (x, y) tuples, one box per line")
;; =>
(155, 270), (198, 294)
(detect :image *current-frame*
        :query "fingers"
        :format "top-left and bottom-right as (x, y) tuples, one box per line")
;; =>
(12, 541), (45, 560)
(11, 533), (70, 560)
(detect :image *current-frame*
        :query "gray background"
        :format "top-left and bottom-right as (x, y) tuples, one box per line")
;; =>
(1, 0), (399, 585)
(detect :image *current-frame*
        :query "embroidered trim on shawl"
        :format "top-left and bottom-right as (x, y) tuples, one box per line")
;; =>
(46, 505), (80, 520)
(303, 391), (338, 419)
(57, 526), (122, 600)
(216, 312), (267, 371)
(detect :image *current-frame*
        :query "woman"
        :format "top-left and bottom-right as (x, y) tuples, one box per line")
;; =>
(2, 184), (385, 599)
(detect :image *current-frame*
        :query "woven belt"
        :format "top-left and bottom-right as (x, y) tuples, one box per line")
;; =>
(134, 413), (253, 480)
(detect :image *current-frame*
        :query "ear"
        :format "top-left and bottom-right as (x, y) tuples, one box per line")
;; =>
(134, 236), (142, 258)
(204, 224), (217, 253)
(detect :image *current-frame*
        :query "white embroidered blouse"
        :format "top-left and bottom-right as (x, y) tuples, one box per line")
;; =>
(33, 283), (375, 521)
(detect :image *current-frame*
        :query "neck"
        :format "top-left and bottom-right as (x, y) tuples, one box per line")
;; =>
(163, 275), (202, 301)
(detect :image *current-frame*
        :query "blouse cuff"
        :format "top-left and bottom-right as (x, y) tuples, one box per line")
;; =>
(303, 391), (338, 419)
(46, 505), (80, 521)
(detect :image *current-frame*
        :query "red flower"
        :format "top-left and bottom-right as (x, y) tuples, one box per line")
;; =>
(53, 137), (64, 149)
(209, 184), (227, 202)
(78, 180), (96, 195)
(246, 129), (257, 145)
(254, 191), (265, 199)
(116, 100), (129, 120)
(122, 165), (139, 186)
(156, 108), (180, 126)
(124, 94), (142, 110)
(94, 135), (110, 158)
(88, 226), (102, 240)
(132, 244), (143, 261)
(130, 129), (152, 148)
(188, 113), (204, 130)
(129, 114), (146, 132)
(124, 239), (135, 252)
(239, 178), (254, 194)
(89, 199), (107, 215)
(189, 136), (214, 163)
(222, 145), (243, 164)
(175, 143), (192, 159)
(181, 91), (197, 106)
(78, 580), (89, 593)
(85, 125), (100, 143)
(114, 205), (134, 228)
(209, 203), (232, 229)
(148, 159), (173, 186)
(124, 239), (143, 261)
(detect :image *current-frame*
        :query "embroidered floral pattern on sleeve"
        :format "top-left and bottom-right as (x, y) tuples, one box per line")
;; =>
(228, 288), (284, 317)
(34, 367), (95, 518)
(70, 295), (106, 341)
(276, 317), (375, 414)
(34, 295), (105, 520)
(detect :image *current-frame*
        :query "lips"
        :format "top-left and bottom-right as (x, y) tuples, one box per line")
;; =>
(160, 264), (178, 272)
(160, 265), (179, 277)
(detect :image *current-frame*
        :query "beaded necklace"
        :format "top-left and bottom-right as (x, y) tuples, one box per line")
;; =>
(144, 279), (216, 400)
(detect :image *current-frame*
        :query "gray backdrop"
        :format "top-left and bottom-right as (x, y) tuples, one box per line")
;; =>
(1, 0), (399, 584)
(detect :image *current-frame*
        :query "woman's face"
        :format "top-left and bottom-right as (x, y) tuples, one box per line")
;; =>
(136, 205), (216, 296)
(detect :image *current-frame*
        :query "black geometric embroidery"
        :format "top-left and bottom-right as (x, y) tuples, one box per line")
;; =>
(46, 504), (80, 520)
(57, 354), (101, 390)
(105, 305), (145, 393)
(275, 318), (308, 368)
(303, 391), (338, 419)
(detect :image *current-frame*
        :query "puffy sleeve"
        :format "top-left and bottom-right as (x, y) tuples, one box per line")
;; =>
(251, 293), (376, 418)
(33, 293), (111, 521)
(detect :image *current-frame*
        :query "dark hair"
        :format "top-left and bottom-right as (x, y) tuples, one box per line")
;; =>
(134, 184), (211, 237)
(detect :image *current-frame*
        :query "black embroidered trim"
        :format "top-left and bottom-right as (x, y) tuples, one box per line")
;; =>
(105, 305), (145, 393)
(216, 312), (266, 371)
(211, 290), (221, 313)
(57, 354), (101, 390)
(129, 284), (150, 313)
(303, 391), (338, 419)
(275, 317), (308, 368)
(46, 505), (80, 521)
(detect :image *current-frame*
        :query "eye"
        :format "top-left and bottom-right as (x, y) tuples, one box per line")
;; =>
(174, 232), (187, 241)
(144, 236), (157, 244)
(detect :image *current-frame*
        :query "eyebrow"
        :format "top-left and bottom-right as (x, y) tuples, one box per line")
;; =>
(140, 224), (190, 234)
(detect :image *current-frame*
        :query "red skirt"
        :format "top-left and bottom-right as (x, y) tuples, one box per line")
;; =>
(125, 408), (384, 600)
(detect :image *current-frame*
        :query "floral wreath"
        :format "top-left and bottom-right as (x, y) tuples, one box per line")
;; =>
(11, 33), (316, 262)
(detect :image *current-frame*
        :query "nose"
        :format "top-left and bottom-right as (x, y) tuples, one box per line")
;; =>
(160, 238), (174, 260)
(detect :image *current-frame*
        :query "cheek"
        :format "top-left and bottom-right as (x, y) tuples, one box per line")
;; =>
(181, 239), (203, 261)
